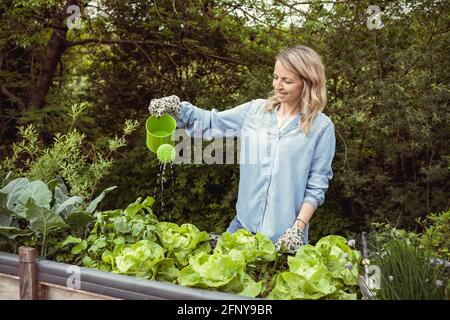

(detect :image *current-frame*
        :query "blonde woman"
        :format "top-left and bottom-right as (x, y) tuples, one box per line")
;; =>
(149, 45), (335, 254)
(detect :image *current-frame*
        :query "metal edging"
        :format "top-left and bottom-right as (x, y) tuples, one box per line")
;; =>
(0, 251), (254, 300)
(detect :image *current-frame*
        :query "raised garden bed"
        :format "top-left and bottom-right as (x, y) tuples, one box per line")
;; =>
(0, 248), (251, 300)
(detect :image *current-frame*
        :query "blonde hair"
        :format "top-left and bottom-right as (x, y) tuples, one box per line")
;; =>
(266, 45), (327, 135)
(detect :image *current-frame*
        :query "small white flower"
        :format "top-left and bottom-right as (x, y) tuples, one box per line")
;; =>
(347, 239), (355, 247)
(435, 280), (443, 287)
(388, 275), (394, 281)
(425, 278), (429, 282)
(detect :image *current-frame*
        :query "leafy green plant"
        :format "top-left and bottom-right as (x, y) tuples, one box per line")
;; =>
(0, 103), (139, 200)
(155, 222), (211, 268)
(267, 235), (361, 300)
(367, 222), (420, 256)
(176, 229), (277, 297)
(106, 240), (179, 282)
(417, 209), (450, 260)
(55, 196), (159, 267)
(0, 176), (115, 256)
(177, 249), (264, 297)
(214, 229), (276, 264)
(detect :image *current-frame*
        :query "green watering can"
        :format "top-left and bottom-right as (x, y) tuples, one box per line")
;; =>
(145, 114), (177, 154)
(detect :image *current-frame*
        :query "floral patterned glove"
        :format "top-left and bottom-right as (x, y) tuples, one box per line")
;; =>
(274, 226), (304, 255)
(209, 233), (221, 250)
(148, 95), (181, 118)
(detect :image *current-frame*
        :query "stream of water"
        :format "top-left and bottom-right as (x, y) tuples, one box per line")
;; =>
(153, 161), (175, 221)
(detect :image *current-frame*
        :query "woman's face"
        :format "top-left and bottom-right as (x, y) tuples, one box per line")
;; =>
(272, 60), (303, 108)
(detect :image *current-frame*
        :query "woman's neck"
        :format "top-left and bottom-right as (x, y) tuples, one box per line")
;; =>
(277, 102), (300, 117)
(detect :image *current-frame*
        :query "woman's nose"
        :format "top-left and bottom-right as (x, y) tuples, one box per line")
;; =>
(274, 80), (283, 90)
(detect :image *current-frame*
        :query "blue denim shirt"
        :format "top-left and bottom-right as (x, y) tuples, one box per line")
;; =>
(175, 98), (336, 243)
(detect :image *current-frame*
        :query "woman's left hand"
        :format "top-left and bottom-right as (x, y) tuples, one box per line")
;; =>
(274, 226), (304, 254)
(148, 95), (181, 118)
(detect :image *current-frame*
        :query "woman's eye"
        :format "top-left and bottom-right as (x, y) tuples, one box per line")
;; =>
(273, 76), (293, 84)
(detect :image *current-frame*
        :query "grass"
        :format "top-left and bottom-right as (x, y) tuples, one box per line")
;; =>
(372, 239), (447, 300)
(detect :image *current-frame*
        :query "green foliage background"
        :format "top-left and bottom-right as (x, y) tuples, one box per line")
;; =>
(1, 0), (449, 243)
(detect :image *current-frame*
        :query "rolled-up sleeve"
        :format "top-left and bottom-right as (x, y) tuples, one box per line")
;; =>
(175, 100), (255, 140)
(302, 121), (336, 209)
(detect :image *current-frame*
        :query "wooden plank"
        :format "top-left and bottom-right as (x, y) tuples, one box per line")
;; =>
(18, 247), (37, 300)
(0, 274), (20, 300)
(38, 282), (118, 300)
(0, 272), (117, 300)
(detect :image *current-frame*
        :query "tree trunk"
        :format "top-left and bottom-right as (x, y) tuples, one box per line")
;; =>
(28, 0), (78, 109)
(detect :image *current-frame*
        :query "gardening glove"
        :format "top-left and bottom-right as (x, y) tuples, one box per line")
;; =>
(148, 95), (181, 118)
(274, 226), (304, 255)
(209, 233), (221, 250)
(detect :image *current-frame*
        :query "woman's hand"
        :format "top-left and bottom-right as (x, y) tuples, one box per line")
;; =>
(148, 95), (181, 117)
(274, 226), (304, 255)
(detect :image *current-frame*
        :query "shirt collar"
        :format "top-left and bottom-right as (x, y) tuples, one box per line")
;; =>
(272, 104), (302, 134)
(275, 102), (302, 116)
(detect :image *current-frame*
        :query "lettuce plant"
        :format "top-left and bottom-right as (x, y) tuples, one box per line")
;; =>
(176, 230), (279, 297)
(155, 222), (211, 268)
(177, 249), (263, 297)
(105, 240), (179, 281)
(268, 235), (361, 300)
(214, 229), (276, 263)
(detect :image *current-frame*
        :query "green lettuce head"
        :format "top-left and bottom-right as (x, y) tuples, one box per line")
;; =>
(112, 240), (178, 280)
(155, 222), (211, 267)
(215, 229), (276, 263)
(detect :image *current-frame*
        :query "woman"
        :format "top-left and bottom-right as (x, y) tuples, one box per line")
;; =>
(148, 45), (335, 254)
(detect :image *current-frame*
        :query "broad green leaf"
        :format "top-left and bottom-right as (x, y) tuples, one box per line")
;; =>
(102, 250), (114, 265)
(0, 226), (34, 240)
(86, 186), (117, 214)
(114, 216), (131, 233)
(236, 273), (263, 297)
(0, 177), (29, 215)
(142, 196), (155, 208)
(65, 210), (94, 230)
(54, 195), (83, 216)
(72, 240), (87, 254)
(53, 185), (83, 217)
(0, 192), (13, 226)
(46, 179), (59, 192)
(18, 180), (53, 213)
(60, 235), (82, 247)
(25, 199), (67, 236)
(82, 256), (96, 268)
(156, 258), (180, 282)
(131, 219), (144, 237)
(88, 236), (108, 253)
